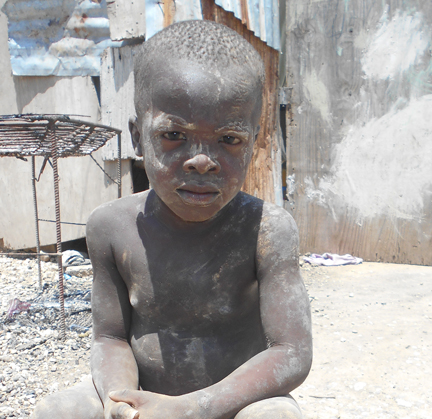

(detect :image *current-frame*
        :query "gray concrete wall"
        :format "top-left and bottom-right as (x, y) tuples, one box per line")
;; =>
(285, 0), (432, 265)
(0, 0), (133, 249)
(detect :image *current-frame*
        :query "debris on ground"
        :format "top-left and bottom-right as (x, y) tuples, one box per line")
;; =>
(0, 256), (92, 418)
(1, 255), (431, 419)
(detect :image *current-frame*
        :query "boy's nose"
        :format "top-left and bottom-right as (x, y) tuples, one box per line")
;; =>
(183, 154), (220, 174)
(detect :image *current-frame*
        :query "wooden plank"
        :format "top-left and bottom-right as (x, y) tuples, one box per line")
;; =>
(106, 0), (146, 41)
(285, 0), (432, 265)
(100, 45), (140, 161)
(202, 0), (282, 205)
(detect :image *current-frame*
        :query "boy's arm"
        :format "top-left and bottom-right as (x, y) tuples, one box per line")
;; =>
(87, 207), (140, 419)
(193, 206), (313, 416)
(110, 206), (312, 419)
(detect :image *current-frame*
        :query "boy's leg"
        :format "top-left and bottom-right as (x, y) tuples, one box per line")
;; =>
(30, 376), (103, 419)
(234, 396), (302, 419)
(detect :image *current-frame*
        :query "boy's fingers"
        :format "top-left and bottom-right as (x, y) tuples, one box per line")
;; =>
(110, 401), (139, 419)
(109, 390), (140, 406)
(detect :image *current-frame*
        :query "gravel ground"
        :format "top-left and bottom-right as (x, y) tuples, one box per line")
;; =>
(0, 256), (93, 418)
(1, 255), (431, 419)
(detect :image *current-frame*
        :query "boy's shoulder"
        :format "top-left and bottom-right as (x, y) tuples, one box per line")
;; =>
(238, 192), (297, 232)
(241, 195), (299, 264)
(236, 193), (299, 259)
(87, 190), (150, 231)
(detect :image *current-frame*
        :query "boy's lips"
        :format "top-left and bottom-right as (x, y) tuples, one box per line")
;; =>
(175, 184), (221, 206)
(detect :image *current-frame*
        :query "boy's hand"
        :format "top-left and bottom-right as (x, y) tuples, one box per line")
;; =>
(104, 397), (139, 419)
(109, 390), (199, 419)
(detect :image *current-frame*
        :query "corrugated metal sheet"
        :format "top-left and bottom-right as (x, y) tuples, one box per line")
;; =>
(144, 0), (280, 51)
(2, 0), (127, 76)
(215, 0), (280, 50)
(3, 0), (280, 76)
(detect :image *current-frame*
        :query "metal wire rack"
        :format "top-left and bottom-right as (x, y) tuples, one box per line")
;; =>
(0, 114), (122, 339)
(0, 114), (119, 157)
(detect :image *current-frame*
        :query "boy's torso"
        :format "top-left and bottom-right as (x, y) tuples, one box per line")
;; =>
(108, 190), (267, 395)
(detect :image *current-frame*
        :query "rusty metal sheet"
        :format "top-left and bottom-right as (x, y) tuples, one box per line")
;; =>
(144, 0), (279, 50)
(2, 0), (128, 76)
(145, 0), (203, 39)
(215, 0), (280, 50)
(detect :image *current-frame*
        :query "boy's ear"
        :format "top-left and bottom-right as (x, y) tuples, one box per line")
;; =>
(254, 125), (261, 142)
(129, 117), (143, 157)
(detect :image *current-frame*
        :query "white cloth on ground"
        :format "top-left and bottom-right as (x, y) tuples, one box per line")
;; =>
(303, 253), (363, 266)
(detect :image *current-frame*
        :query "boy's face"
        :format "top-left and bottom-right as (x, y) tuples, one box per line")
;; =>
(132, 58), (262, 222)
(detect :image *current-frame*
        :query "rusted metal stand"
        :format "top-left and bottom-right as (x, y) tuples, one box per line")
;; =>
(118, 133), (122, 198)
(0, 114), (122, 340)
(31, 156), (43, 289)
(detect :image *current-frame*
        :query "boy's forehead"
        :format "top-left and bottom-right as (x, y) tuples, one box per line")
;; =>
(140, 58), (261, 125)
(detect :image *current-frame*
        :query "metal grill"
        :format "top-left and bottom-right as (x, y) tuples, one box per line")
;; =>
(0, 114), (120, 157)
(0, 114), (122, 340)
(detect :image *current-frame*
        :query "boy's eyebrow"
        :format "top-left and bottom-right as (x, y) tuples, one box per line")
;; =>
(214, 123), (251, 135)
(153, 114), (251, 134)
(152, 114), (195, 130)
(165, 115), (189, 126)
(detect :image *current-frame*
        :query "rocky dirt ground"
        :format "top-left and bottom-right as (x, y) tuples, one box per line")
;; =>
(0, 255), (431, 419)
(0, 256), (93, 418)
(294, 261), (432, 419)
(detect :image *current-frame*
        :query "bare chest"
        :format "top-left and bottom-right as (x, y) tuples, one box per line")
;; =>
(116, 225), (259, 332)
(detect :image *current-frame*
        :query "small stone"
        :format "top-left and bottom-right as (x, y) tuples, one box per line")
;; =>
(354, 382), (366, 391)
(39, 252), (50, 262)
(396, 399), (412, 408)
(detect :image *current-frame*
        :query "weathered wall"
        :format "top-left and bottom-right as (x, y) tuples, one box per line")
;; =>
(100, 45), (139, 161)
(286, 0), (432, 265)
(0, 0), (133, 250)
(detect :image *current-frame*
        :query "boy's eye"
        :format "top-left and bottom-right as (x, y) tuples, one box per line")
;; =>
(220, 136), (241, 145)
(163, 132), (186, 141)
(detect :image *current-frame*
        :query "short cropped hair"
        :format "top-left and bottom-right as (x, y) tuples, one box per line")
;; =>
(133, 20), (265, 118)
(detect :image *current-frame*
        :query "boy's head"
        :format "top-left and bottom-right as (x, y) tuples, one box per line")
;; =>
(130, 20), (265, 222)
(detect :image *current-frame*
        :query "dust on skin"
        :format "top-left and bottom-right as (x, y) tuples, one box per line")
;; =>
(30, 21), (312, 419)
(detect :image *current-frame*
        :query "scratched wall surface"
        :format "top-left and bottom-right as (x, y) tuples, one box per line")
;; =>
(285, 0), (432, 265)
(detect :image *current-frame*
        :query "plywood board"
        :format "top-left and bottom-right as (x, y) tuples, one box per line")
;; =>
(106, 0), (146, 41)
(100, 45), (140, 161)
(285, 0), (432, 265)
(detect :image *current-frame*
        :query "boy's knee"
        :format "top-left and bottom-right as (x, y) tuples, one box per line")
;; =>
(30, 378), (103, 419)
(234, 396), (302, 419)
(31, 393), (64, 418)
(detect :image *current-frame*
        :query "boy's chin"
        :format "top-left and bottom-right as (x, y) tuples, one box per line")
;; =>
(154, 188), (240, 223)
(170, 204), (224, 223)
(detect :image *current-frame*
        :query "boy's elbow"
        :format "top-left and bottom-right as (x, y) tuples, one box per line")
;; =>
(278, 344), (313, 393)
(297, 352), (313, 387)
(299, 339), (313, 377)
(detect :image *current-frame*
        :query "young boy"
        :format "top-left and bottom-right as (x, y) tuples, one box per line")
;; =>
(31, 20), (312, 419)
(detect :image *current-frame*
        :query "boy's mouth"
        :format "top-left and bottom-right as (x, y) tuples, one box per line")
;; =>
(176, 184), (221, 206)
